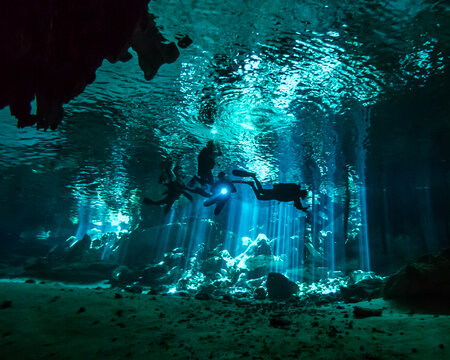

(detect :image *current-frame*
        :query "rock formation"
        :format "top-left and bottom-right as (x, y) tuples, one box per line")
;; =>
(0, 0), (187, 129)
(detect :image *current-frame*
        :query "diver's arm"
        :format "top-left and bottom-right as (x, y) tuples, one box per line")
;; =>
(216, 144), (222, 157)
(188, 187), (212, 198)
(182, 190), (193, 202)
(230, 182), (237, 193)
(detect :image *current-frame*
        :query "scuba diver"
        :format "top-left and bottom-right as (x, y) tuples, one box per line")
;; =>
(143, 163), (193, 214)
(189, 140), (222, 187)
(203, 172), (237, 215)
(232, 169), (309, 212)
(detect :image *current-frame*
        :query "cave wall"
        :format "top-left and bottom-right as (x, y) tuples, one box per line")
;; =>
(366, 72), (450, 273)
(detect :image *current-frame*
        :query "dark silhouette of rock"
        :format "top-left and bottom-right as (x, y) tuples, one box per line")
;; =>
(266, 272), (298, 300)
(141, 263), (170, 285)
(177, 35), (193, 49)
(0, 0), (190, 129)
(253, 287), (266, 300)
(384, 249), (450, 301)
(22, 261), (116, 283)
(222, 294), (233, 302)
(269, 315), (291, 328)
(124, 285), (143, 294)
(195, 291), (212, 300)
(340, 278), (386, 303)
(353, 306), (382, 318)
(0, 301), (12, 310)
(131, 13), (180, 81)
(64, 234), (91, 262)
(112, 265), (140, 285)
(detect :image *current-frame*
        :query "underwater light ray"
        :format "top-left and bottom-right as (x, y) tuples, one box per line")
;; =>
(155, 208), (176, 262)
(328, 190), (336, 274)
(298, 214), (306, 282)
(185, 201), (206, 267)
(310, 189), (319, 281)
(423, 184), (438, 252)
(280, 202), (289, 273)
(75, 202), (91, 240)
(355, 106), (371, 271)
(274, 203), (283, 274)
(288, 205), (297, 280)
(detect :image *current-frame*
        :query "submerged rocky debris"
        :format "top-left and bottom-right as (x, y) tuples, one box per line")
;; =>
(0, 229), (393, 307)
(1, 231), (449, 359)
(10, 233), (449, 315)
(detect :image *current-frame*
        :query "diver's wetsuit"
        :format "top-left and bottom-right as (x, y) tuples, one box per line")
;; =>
(197, 147), (215, 185)
(196, 142), (222, 186)
(144, 180), (193, 214)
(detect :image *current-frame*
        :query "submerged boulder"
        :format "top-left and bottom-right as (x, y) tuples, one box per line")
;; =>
(64, 234), (92, 262)
(236, 234), (284, 278)
(266, 272), (298, 300)
(111, 265), (140, 285)
(384, 249), (450, 301)
(340, 277), (386, 303)
(254, 287), (266, 300)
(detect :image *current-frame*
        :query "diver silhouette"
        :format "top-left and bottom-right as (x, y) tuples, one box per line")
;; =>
(233, 169), (309, 212)
(203, 172), (236, 215)
(189, 140), (222, 187)
(144, 163), (193, 214)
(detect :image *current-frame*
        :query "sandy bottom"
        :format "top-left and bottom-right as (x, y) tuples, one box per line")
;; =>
(0, 280), (449, 360)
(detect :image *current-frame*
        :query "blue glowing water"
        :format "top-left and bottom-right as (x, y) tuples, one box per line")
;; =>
(0, 0), (448, 279)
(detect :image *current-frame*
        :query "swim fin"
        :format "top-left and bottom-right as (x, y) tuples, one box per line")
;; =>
(232, 169), (256, 178)
(233, 180), (253, 185)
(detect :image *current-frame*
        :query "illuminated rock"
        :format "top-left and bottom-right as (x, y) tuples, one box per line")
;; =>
(236, 234), (284, 275)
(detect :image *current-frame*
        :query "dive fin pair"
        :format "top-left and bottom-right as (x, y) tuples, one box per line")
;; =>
(232, 169), (256, 178)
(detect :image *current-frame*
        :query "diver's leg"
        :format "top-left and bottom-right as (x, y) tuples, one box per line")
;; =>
(252, 177), (264, 193)
(232, 169), (256, 177)
(163, 198), (176, 214)
(204, 197), (217, 207)
(190, 187), (211, 198)
(182, 191), (193, 202)
(206, 171), (214, 186)
(294, 198), (309, 212)
(144, 197), (166, 205)
(233, 180), (264, 200)
(246, 182), (264, 200)
(214, 200), (226, 215)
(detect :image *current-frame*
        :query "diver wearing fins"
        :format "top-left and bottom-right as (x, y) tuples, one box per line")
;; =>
(143, 163), (194, 214)
(233, 169), (309, 212)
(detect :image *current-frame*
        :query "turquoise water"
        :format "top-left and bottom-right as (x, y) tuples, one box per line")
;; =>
(0, 0), (448, 278)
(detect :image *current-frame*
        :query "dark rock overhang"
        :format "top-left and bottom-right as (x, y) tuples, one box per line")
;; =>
(0, 0), (190, 130)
